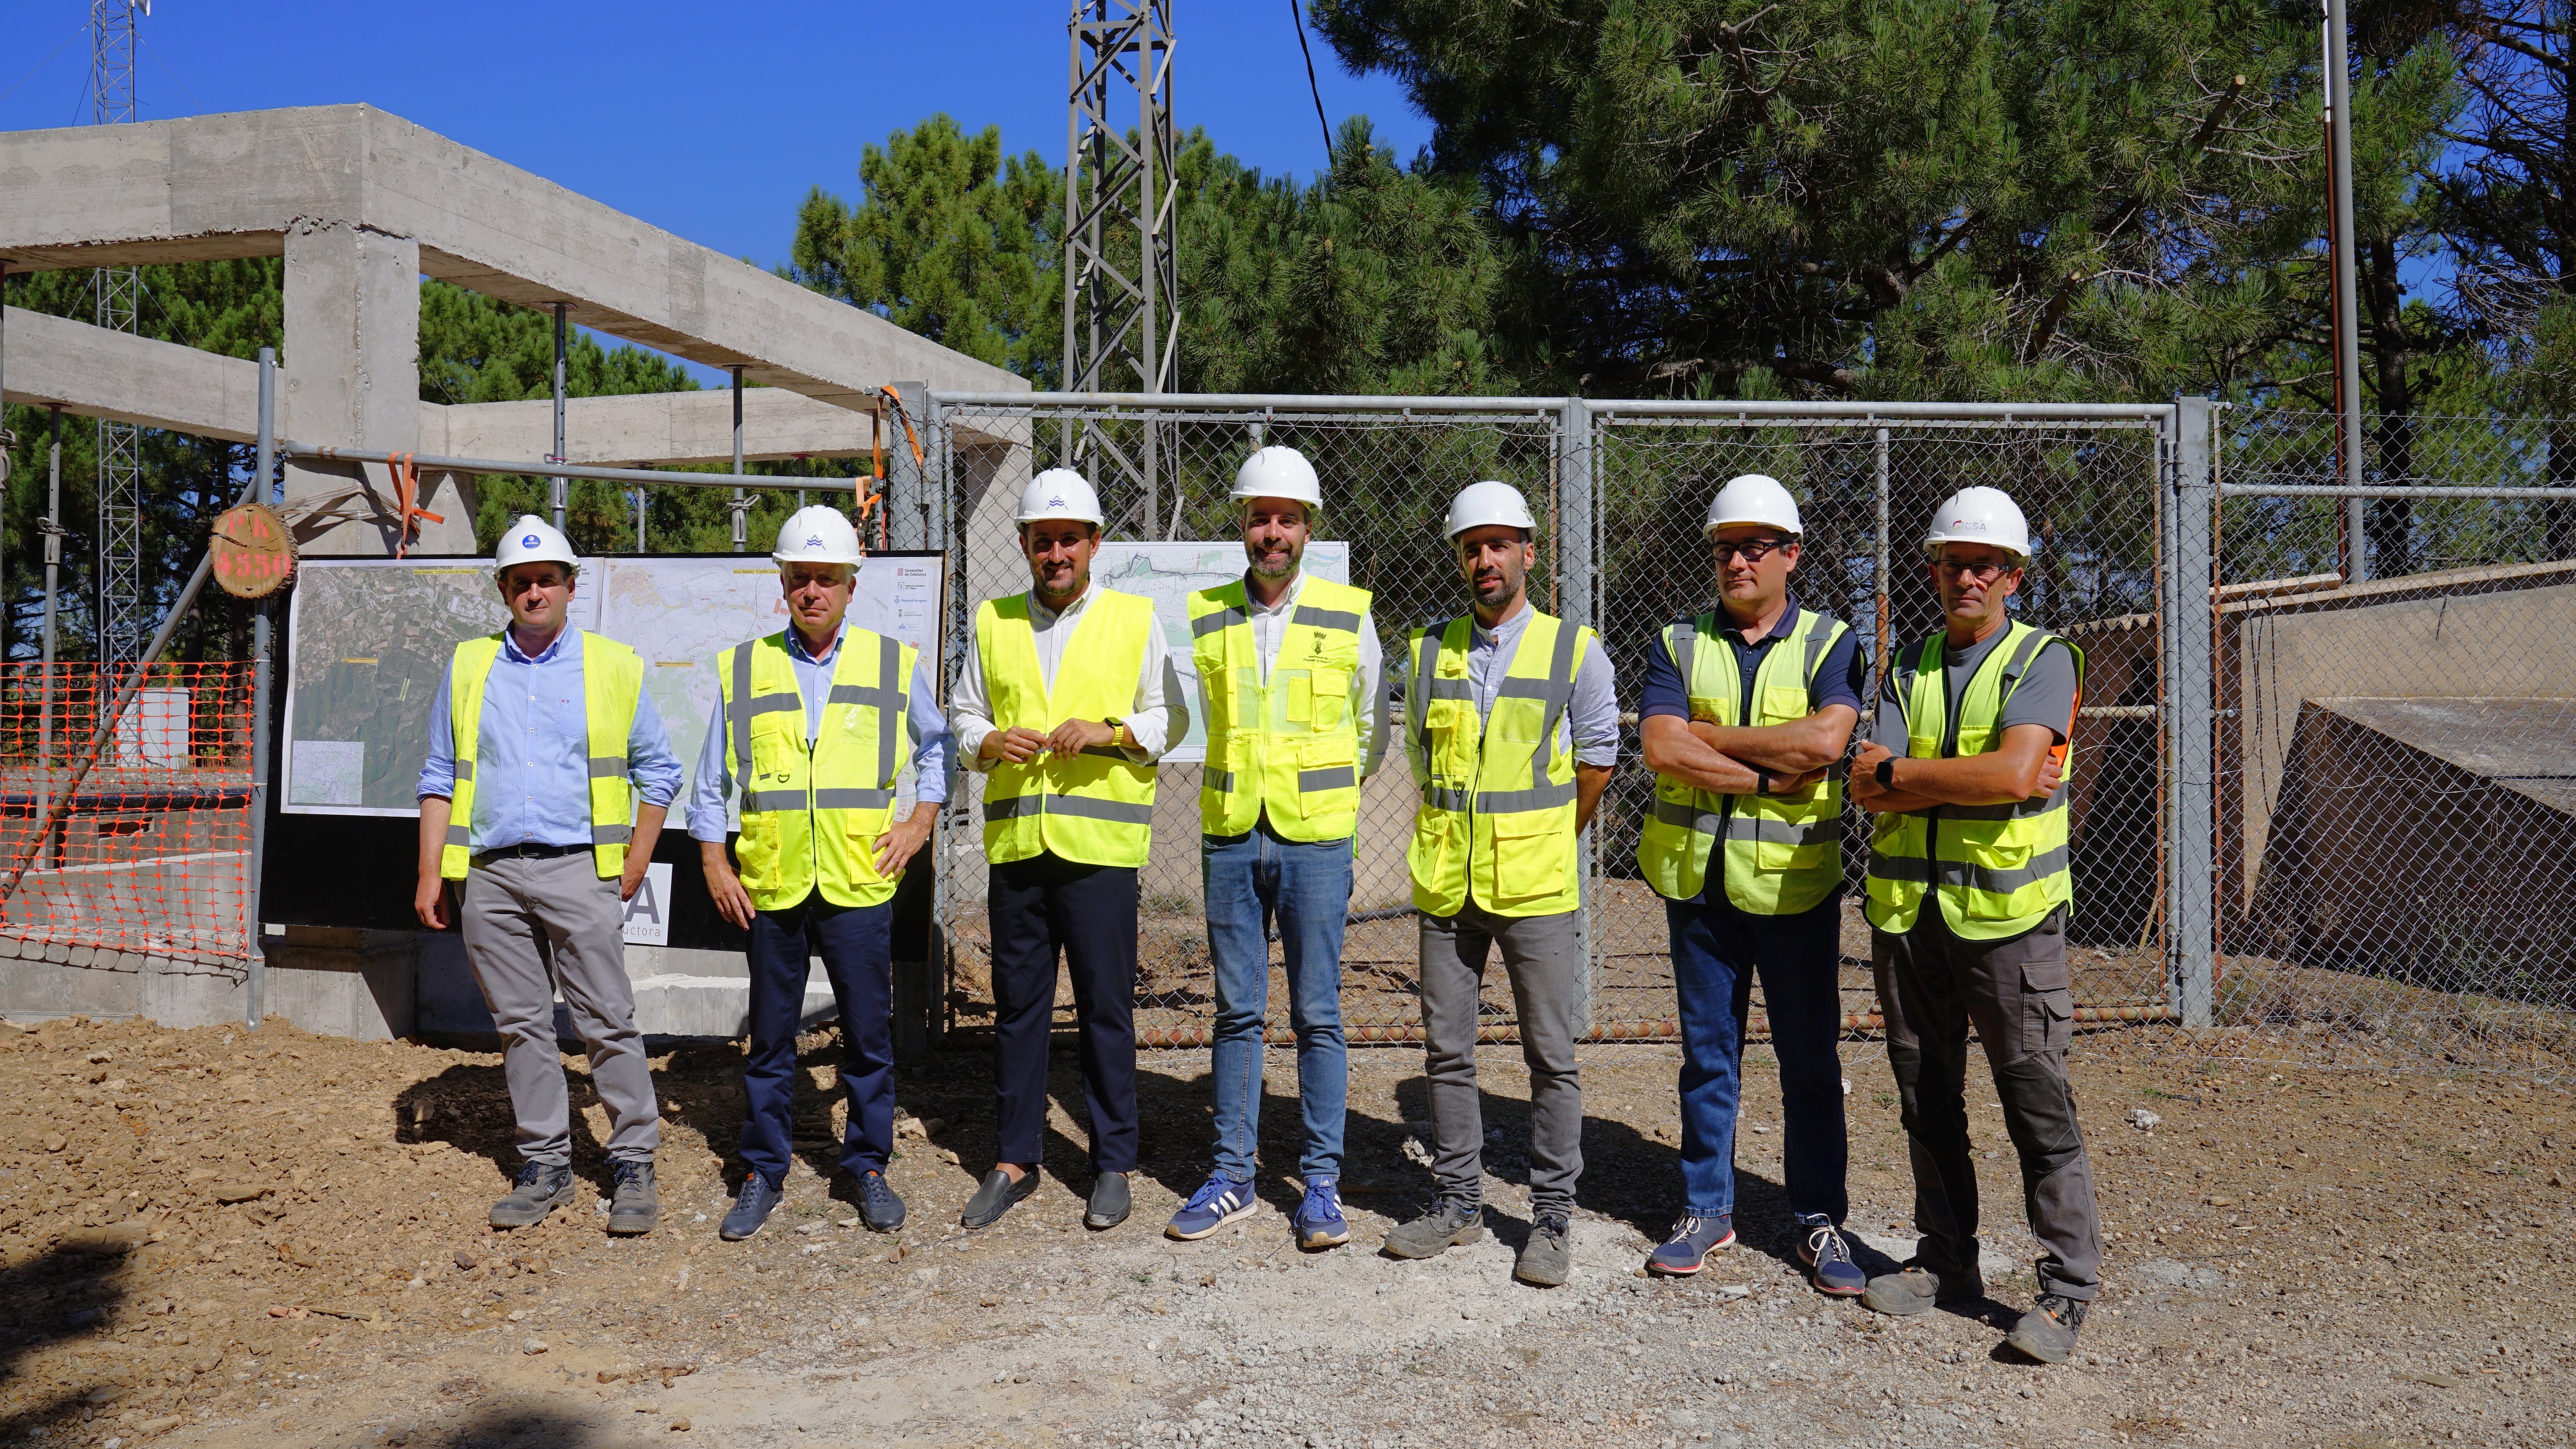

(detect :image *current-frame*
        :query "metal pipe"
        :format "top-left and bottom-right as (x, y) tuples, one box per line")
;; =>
(549, 303), (568, 532)
(275, 442), (844, 494)
(2325, 0), (2368, 580)
(1873, 425), (1891, 699)
(2222, 483), (2576, 501)
(41, 406), (61, 770)
(245, 348), (274, 1028)
(730, 367), (747, 549)
(929, 390), (2181, 420)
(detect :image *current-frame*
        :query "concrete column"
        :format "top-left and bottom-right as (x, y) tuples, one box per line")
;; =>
(280, 219), (476, 555)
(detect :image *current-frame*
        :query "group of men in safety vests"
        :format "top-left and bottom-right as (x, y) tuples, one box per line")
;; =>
(415, 452), (2099, 1370)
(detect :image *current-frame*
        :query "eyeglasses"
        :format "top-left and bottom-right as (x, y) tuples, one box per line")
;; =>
(1710, 537), (1792, 563)
(1933, 557), (2016, 581)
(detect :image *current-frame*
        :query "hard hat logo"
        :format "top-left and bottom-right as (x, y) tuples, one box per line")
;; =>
(521, 535), (538, 547)
(1924, 486), (2032, 557)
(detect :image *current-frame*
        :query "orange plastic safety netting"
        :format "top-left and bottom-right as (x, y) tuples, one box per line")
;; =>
(0, 662), (257, 975)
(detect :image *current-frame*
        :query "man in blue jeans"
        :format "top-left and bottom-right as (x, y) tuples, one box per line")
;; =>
(1634, 475), (1870, 1293)
(1167, 447), (1383, 1249)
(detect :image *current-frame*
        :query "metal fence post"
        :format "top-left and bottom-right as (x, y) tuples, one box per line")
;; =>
(1559, 396), (1597, 1036)
(2166, 397), (2217, 1029)
(247, 348), (275, 1029)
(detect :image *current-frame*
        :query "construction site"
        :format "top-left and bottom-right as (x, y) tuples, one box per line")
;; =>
(1, 2), (2572, 1446)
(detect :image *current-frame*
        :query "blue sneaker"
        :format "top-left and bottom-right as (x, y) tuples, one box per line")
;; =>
(1797, 1214), (1867, 1297)
(721, 1174), (784, 1241)
(1293, 1178), (1349, 1249)
(1646, 1213), (1737, 1276)
(1164, 1172), (1260, 1240)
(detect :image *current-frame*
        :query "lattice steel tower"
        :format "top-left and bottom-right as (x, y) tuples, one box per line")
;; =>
(92, 0), (145, 665)
(1062, 1), (1178, 532)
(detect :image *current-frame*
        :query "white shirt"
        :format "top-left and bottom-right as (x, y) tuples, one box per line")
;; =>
(950, 579), (1191, 769)
(1221, 570), (1387, 782)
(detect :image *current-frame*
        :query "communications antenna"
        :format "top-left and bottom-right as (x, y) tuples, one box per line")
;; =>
(93, 0), (146, 664)
(1061, 1), (1178, 535)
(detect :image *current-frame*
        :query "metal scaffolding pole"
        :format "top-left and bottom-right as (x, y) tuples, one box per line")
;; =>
(730, 367), (748, 548)
(2324, 0), (2368, 581)
(247, 348), (276, 1027)
(42, 407), (62, 770)
(550, 303), (569, 531)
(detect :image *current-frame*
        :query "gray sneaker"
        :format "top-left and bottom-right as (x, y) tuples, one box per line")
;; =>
(1515, 1213), (1572, 1286)
(1383, 1199), (1483, 1259)
(489, 1163), (574, 1229)
(607, 1160), (658, 1235)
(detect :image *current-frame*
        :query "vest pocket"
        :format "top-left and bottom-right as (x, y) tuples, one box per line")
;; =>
(1955, 725), (1997, 757)
(1753, 831), (1833, 875)
(1488, 809), (1568, 902)
(1427, 698), (1475, 780)
(737, 812), (781, 888)
(1408, 807), (1463, 897)
(1760, 685), (1808, 724)
(1309, 668), (1348, 730)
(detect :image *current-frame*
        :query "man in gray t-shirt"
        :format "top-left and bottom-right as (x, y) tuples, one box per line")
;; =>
(1866, 619), (2081, 757)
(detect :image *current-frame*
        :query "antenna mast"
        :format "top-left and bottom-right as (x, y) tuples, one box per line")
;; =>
(93, 0), (145, 665)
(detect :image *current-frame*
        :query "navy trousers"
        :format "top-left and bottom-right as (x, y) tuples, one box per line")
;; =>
(738, 891), (895, 1188)
(988, 853), (1139, 1174)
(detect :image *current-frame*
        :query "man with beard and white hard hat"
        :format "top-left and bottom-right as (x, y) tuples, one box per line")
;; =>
(687, 504), (955, 1241)
(1384, 480), (1619, 1287)
(948, 469), (1190, 1234)
(1164, 446), (1384, 1251)
(1851, 485), (2099, 1365)
(1635, 474), (1872, 1293)
(416, 515), (683, 1236)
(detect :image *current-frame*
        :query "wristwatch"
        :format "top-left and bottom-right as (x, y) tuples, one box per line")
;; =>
(1104, 715), (1129, 748)
(1874, 757), (1896, 789)
(1753, 767), (1772, 797)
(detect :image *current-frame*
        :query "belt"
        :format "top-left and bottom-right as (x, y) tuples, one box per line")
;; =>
(471, 841), (589, 866)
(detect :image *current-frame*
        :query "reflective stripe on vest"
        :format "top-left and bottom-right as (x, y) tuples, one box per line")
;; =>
(976, 589), (1160, 868)
(1635, 608), (1850, 913)
(720, 627), (919, 910)
(1188, 576), (1371, 841)
(437, 630), (644, 881)
(1404, 609), (1591, 918)
(1863, 620), (2087, 941)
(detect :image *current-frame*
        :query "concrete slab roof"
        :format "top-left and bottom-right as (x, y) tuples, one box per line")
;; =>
(0, 104), (1025, 410)
(2315, 697), (2576, 814)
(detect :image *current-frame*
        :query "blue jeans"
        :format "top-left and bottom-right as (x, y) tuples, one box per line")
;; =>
(1203, 821), (1352, 1183)
(1668, 891), (1850, 1223)
(739, 892), (894, 1187)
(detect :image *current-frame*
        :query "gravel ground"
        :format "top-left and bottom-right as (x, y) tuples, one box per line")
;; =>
(1, 1012), (2570, 1448)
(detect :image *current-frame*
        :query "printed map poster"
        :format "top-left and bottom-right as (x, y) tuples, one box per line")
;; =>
(1090, 541), (1348, 764)
(283, 553), (945, 833)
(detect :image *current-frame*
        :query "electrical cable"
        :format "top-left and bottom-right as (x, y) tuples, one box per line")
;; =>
(0, 22), (84, 107)
(1289, 0), (1333, 167)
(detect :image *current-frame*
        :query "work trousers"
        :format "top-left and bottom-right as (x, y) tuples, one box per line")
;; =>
(738, 891), (895, 1189)
(1667, 891), (1849, 1223)
(988, 853), (1139, 1174)
(1204, 821), (1352, 1183)
(1418, 899), (1584, 1218)
(460, 852), (660, 1167)
(1872, 905), (2103, 1302)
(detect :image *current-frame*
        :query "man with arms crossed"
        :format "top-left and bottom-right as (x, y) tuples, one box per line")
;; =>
(949, 470), (1190, 1233)
(690, 505), (953, 1240)
(1383, 481), (1618, 1287)
(1635, 474), (1870, 1294)
(416, 516), (682, 1235)
(1851, 486), (2099, 1364)
(1165, 447), (1383, 1250)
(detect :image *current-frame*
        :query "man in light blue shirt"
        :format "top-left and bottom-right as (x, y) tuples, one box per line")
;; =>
(415, 516), (682, 1237)
(689, 506), (954, 1240)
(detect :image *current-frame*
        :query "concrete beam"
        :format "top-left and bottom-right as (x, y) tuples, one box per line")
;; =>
(0, 305), (261, 440)
(0, 105), (1026, 412)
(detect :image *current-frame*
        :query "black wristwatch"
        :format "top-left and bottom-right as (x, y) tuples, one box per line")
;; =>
(1874, 757), (1896, 789)
(1753, 767), (1772, 797)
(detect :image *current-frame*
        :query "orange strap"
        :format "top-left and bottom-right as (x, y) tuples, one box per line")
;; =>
(387, 454), (446, 559)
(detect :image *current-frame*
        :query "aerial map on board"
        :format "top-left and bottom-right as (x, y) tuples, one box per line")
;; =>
(282, 554), (945, 831)
(1091, 541), (1348, 763)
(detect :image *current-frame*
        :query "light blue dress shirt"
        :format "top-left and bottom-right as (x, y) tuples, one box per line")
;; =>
(416, 627), (685, 851)
(686, 623), (954, 844)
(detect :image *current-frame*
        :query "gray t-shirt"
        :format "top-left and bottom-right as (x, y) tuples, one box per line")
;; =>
(1869, 624), (2080, 754)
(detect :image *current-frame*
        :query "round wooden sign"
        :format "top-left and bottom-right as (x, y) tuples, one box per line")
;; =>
(211, 502), (296, 599)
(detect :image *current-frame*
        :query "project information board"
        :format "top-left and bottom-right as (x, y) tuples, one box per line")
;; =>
(282, 553), (946, 834)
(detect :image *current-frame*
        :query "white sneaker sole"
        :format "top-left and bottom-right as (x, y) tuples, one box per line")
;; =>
(1164, 1199), (1261, 1240)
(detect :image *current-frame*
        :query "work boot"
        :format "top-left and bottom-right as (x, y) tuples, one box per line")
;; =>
(606, 1160), (658, 1236)
(1382, 1198), (1483, 1259)
(961, 1168), (1038, 1230)
(856, 1170), (905, 1233)
(489, 1163), (575, 1230)
(1515, 1213), (1572, 1287)
(721, 1174), (784, 1241)
(2005, 1294), (2088, 1363)
(1086, 1171), (1132, 1230)
(1861, 1264), (1983, 1317)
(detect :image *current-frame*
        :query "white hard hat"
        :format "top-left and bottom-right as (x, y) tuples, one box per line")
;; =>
(1924, 486), (2033, 558)
(1231, 446), (1322, 512)
(772, 504), (865, 567)
(1443, 480), (1537, 539)
(1704, 473), (1802, 537)
(494, 515), (577, 573)
(1016, 468), (1105, 526)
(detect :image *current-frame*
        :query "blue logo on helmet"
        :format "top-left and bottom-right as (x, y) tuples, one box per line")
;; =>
(807, 536), (823, 548)
(520, 534), (539, 547)
(1048, 496), (1064, 507)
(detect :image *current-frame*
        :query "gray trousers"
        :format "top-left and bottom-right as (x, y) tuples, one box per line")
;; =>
(1418, 900), (1584, 1217)
(460, 852), (660, 1167)
(1872, 905), (2102, 1302)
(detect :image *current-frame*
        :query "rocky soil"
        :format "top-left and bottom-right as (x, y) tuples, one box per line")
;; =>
(0, 1013), (2569, 1448)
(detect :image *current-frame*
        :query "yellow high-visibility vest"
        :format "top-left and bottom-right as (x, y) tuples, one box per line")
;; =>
(1405, 609), (1594, 918)
(976, 589), (1159, 868)
(1636, 608), (1851, 914)
(719, 627), (919, 910)
(1188, 576), (1370, 841)
(1864, 620), (2087, 941)
(437, 630), (643, 881)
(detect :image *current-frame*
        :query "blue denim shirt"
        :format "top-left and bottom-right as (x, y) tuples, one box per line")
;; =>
(685, 623), (954, 843)
(416, 627), (685, 851)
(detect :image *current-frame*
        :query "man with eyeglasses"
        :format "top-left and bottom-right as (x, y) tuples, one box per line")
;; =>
(1850, 486), (2099, 1366)
(1634, 475), (1870, 1292)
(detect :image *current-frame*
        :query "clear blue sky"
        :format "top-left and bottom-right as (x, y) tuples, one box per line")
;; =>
(0, 2), (1431, 378)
